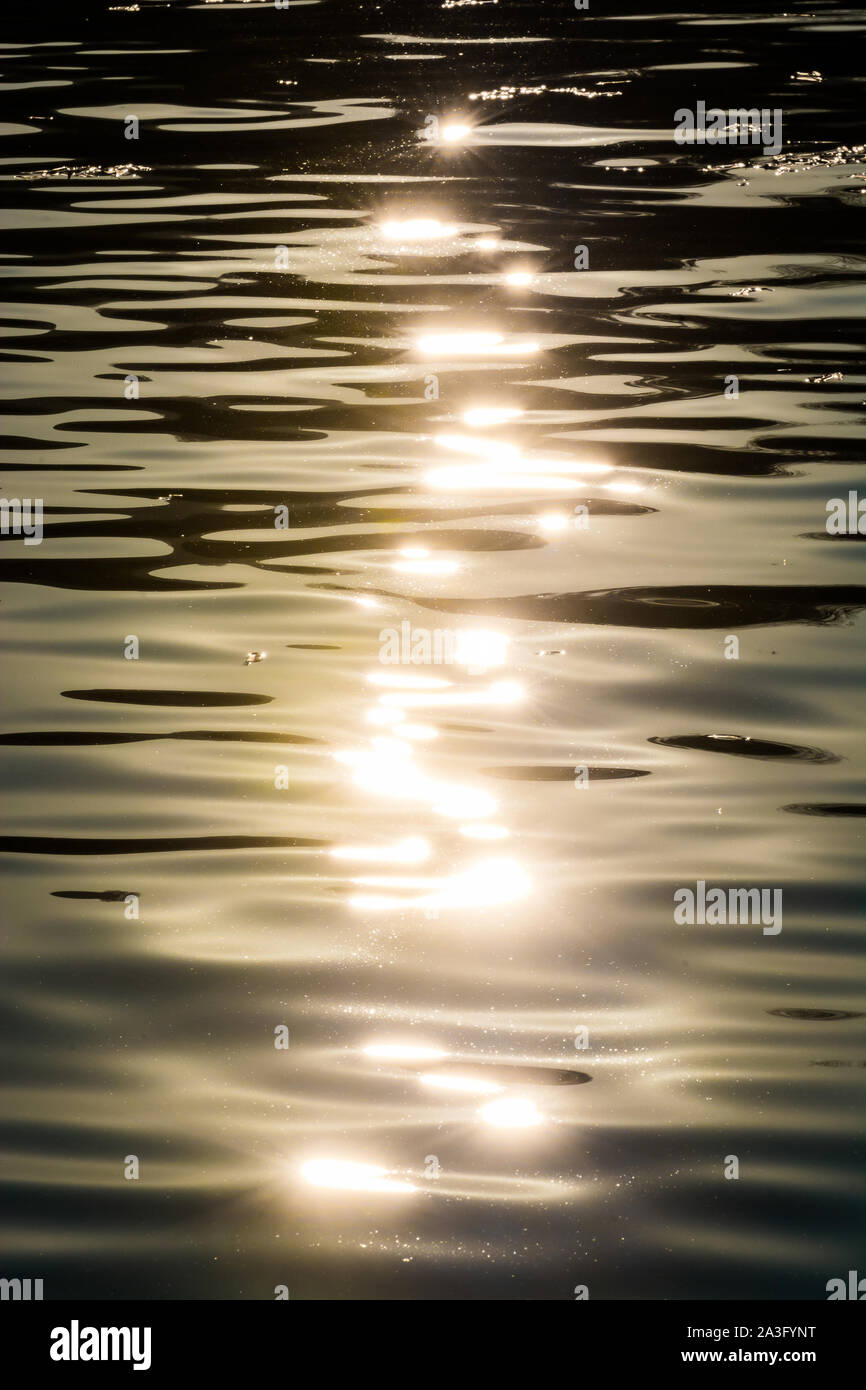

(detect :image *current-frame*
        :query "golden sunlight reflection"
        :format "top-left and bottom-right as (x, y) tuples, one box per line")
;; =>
(503, 269), (534, 287)
(346, 856), (528, 912)
(538, 511), (570, 533)
(392, 552), (460, 576)
(380, 218), (458, 241)
(424, 448), (612, 490)
(474, 235), (501, 250)
(366, 671), (451, 689)
(301, 1159), (416, 1195)
(398, 722), (438, 741)
(461, 406), (524, 427)
(435, 432), (521, 463)
(416, 331), (540, 358)
(334, 741), (498, 819)
(438, 121), (473, 144)
(424, 465), (539, 491)
(420, 1072), (504, 1095)
(362, 1043), (449, 1062)
(330, 836), (430, 865)
(348, 892), (417, 911)
(428, 786), (498, 820)
(423, 857), (530, 908)
(454, 629), (508, 670)
(365, 705), (406, 727)
(361, 626), (508, 676)
(300, 1166), (582, 1215)
(480, 1097), (545, 1128)
(338, 557), (531, 928)
(604, 478), (643, 494)
(376, 679), (523, 710)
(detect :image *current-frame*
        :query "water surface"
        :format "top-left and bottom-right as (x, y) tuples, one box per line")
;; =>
(1, 0), (864, 1299)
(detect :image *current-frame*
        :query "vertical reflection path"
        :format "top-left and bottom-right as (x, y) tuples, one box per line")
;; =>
(300, 214), (583, 1203)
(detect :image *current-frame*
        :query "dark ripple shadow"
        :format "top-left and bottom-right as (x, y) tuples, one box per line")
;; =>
(0, 557), (240, 593)
(782, 803), (866, 817)
(810, 1060), (866, 1068)
(375, 584), (866, 630)
(61, 689), (273, 708)
(650, 733), (840, 763)
(769, 1009), (864, 1021)
(800, 532), (866, 543)
(0, 730), (318, 746)
(422, 1064), (591, 1087)
(51, 890), (137, 901)
(0, 835), (324, 856)
(481, 764), (649, 781)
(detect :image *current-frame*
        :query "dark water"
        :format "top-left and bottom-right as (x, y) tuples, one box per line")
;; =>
(1, 0), (864, 1301)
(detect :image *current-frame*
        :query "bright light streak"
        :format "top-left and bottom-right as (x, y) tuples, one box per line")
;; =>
(422, 856), (530, 908)
(420, 1072), (504, 1095)
(459, 823), (509, 840)
(430, 787), (498, 820)
(378, 680), (523, 710)
(365, 705), (406, 727)
(604, 479), (642, 494)
(538, 512), (570, 533)
(399, 722), (439, 741)
(425, 463), (608, 492)
(350, 856), (529, 911)
(366, 671), (451, 689)
(387, 541), (462, 574)
(301, 1159), (416, 1194)
(461, 406), (524, 427)
(380, 218), (458, 241)
(363, 1043), (448, 1062)
(331, 836), (430, 865)
(484, 679), (522, 703)
(334, 742), (497, 820)
(392, 556), (459, 576)
(504, 269), (534, 287)
(479, 1098), (544, 1128)
(416, 332), (540, 358)
(435, 432), (521, 463)
(439, 122), (472, 144)
(454, 629), (509, 671)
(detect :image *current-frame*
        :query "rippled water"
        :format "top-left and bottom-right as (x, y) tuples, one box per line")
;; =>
(1, 0), (864, 1300)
